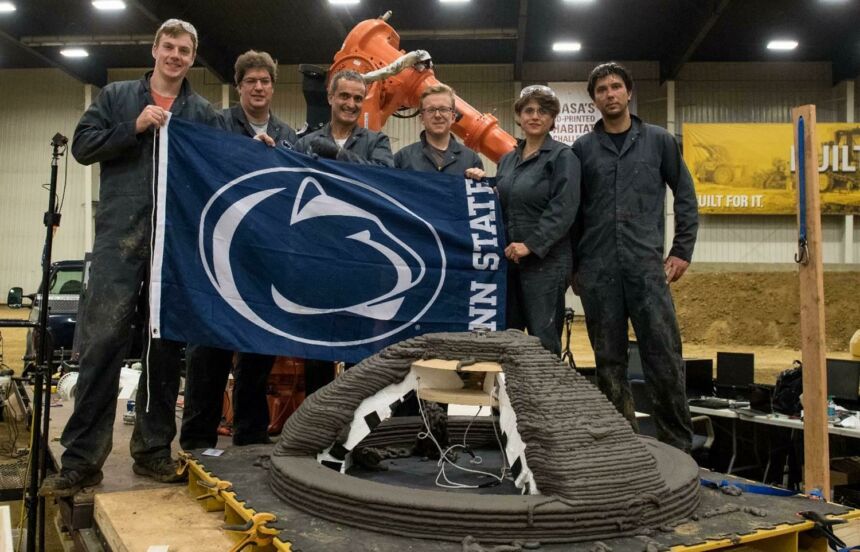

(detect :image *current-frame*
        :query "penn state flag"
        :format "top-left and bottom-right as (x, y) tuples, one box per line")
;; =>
(151, 117), (506, 363)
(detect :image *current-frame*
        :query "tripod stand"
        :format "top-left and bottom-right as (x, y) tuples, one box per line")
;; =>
(32, 132), (67, 551)
(0, 132), (67, 551)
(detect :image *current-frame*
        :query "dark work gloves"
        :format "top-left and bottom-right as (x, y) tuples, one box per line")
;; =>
(334, 148), (362, 164)
(310, 136), (340, 159)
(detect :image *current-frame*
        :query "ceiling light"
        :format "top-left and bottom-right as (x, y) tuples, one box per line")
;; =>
(767, 39), (798, 51)
(440, 0), (471, 3)
(553, 41), (582, 52)
(60, 48), (89, 58)
(564, 0), (595, 3)
(328, 0), (359, 4)
(92, 1), (126, 9)
(0, 2), (16, 13)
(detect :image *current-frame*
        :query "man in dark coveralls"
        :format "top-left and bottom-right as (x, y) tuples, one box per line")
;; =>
(294, 70), (394, 168)
(571, 62), (698, 452)
(294, 69), (394, 395)
(40, 19), (222, 497)
(180, 50), (298, 450)
(394, 83), (485, 181)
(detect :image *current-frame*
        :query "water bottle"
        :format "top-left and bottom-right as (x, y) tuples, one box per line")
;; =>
(123, 399), (136, 425)
(827, 396), (837, 422)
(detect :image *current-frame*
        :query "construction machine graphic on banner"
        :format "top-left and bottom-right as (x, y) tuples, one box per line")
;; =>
(683, 123), (860, 215)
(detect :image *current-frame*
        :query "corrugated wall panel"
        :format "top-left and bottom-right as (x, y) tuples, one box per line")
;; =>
(694, 214), (845, 264)
(677, 62), (843, 125)
(0, 69), (88, 295)
(854, 215), (860, 261)
(855, 76), (859, 120)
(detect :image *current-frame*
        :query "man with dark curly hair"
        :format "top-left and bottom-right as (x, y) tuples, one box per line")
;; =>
(571, 62), (698, 452)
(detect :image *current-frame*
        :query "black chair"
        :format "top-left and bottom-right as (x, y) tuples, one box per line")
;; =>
(630, 379), (714, 459)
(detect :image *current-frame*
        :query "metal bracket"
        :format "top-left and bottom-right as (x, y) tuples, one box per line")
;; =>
(194, 479), (232, 504)
(224, 512), (279, 552)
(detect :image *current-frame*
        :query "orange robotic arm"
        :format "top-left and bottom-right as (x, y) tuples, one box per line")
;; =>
(329, 15), (517, 164)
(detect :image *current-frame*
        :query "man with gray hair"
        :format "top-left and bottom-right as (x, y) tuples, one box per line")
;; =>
(40, 18), (222, 497)
(294, 70), (394, 167)
(293, 69), (393, 394)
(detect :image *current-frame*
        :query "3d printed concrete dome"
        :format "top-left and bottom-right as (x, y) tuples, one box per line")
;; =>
(269, 330), (701, 544)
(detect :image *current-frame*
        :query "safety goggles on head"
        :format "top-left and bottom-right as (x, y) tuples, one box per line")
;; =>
(519, 85), (556, 98)
(157, 18), (198, 42)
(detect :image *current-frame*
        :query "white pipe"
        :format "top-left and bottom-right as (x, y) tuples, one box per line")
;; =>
(363, 50), (431, 82)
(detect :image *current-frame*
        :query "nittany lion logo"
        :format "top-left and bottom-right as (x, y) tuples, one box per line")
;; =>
(198, 167), (445, 347)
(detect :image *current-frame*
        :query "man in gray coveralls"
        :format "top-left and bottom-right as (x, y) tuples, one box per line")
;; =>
(294, 69), (394, 168)
(294, 69), (394, 395)
(41, 19), (222, 497)
(571, 62), (698, 452)
(394, 83), (485, 181)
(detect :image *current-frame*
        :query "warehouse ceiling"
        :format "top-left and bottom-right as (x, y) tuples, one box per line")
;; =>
(0, 0), (858, 87)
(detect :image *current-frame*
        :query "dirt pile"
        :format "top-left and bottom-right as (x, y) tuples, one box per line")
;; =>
(672, 271), (859, 352)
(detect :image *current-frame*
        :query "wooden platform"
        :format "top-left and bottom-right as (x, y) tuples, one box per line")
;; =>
(411, 359), (502, 372)
(45, 392), (232, 548)
(94, 487), (233, 552)
(412, 358), (500, 407)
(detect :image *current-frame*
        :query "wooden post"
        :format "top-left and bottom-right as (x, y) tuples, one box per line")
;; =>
(792, 104), (830, 500)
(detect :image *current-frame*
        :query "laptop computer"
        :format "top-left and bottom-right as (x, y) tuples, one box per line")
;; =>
(715, 352), (755, 400)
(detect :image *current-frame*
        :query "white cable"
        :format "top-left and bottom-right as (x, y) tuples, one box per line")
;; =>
(145, 127), (158, 413)
(416, 396), (505, 490)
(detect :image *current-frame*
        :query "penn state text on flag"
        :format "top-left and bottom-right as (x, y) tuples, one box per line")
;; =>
(151, 117), (506, 363)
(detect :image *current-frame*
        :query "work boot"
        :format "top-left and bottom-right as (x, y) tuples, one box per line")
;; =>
(38, 469), (103, 497)
(132, 457), (186, 483)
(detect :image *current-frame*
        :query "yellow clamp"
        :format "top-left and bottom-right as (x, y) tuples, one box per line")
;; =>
(176, 451), (194, 477)
(194, 478), (232, 504)
(224, 512), (279, 552)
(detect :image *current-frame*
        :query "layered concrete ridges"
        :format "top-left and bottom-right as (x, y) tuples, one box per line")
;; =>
(499, 333), (670, 503)
(273, 351), (414, 456)
(269, 438), (700, 543)
(269, 330), (701, 543)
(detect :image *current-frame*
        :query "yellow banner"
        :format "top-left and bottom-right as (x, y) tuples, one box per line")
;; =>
(683, 123), (860, 215)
